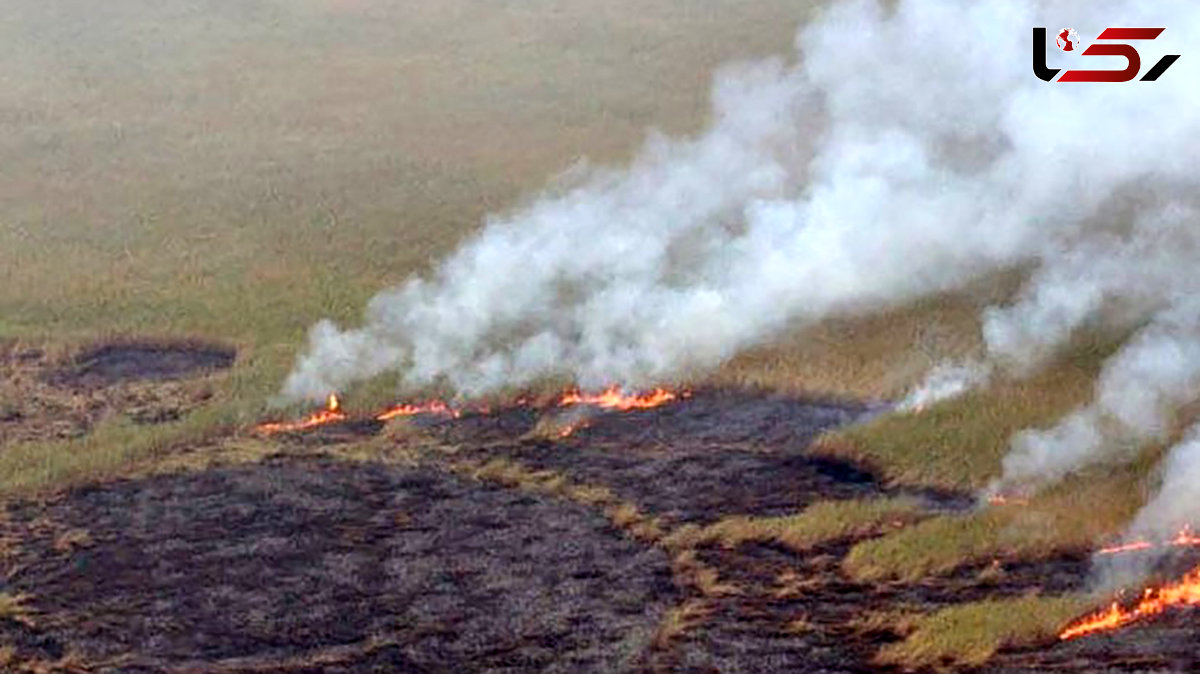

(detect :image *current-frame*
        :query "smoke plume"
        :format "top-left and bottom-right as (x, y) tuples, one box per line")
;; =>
(287, 0), (1200, 407)
(285, 1), (1200, 547)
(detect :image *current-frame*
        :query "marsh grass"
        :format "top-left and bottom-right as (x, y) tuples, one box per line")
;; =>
(663, 496), (926, 553)
(813, 333), (1122, 491)
(875, 594), (1089, 668)
(0, 0), (820, 497)
(843, 452), (1157, 583)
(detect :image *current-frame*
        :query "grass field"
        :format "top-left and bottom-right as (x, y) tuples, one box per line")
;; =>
(0, 0), (819, 490)
(0, 1), (1175, 669)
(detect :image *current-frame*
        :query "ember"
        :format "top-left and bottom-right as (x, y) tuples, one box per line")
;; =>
(557, 420), (590, 438)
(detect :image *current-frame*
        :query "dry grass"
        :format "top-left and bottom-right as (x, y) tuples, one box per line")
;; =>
(671, 550), (741, 598)
(710, 272), (1022, 399)
(51, 529), (92, 555)
(0, 592), (34, 627)
(845, 608), (924, 637)
(0, 0), (818, 495)
(663, 496), (926, 553)
(457, 457), (667, 542)
(875, 594), (1089, 669)
(653, 599), (712, 648)
(843, 456), (1156, 583)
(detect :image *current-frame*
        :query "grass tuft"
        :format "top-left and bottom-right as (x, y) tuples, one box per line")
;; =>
(663, 496), (926, 553)
(875, 594), (1088, 668)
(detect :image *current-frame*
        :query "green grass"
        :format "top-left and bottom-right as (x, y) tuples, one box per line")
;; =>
(813, 335), (1119, 491)
(843, 450), (1158, 583)
(875, 594), (1090, 668)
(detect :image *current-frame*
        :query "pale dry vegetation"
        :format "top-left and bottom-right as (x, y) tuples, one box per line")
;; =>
(663, 496), (926, 553)
(0, 0), (816, 493)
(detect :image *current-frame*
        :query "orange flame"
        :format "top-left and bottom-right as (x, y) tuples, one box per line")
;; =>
(255, 387), (687, 435)
(558, 386), (682, 411)
(255, 394), (347, 435)
(1096, 526), (1200, 556)
(1059, 564), (1200, 640)
(376, 400), (460, 421)
(1096, 540), (1156, 555)
(557, 420), (591, 438)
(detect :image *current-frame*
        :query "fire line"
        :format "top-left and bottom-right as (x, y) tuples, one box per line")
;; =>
(1059, 564), (1200, 640)
(254, 394), (347, 435)
(255, 386), (687, 436)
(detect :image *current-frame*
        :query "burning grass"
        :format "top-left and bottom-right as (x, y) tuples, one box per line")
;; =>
(0, 0), (813, 492)
(1059, 565), (1200, 640)
(1, 4), (1165, 668)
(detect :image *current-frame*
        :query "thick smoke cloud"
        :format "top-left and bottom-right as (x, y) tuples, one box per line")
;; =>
(285, 0), (1200, 546)
(287, 0), (1198, 406)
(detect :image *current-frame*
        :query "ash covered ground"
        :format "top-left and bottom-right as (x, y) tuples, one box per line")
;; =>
(0, 350), (1197, 672)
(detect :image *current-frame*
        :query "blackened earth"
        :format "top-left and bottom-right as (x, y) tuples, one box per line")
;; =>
(0, 391), (1197, 672)
(2, 459), (675, 673)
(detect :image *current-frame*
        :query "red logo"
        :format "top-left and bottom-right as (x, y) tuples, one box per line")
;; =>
(1056, 28), (1080, 52)
(1033, 27), (1180, 82)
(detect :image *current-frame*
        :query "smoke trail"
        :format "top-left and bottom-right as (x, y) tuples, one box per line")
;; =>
(284, 0), (1200, 404)
(897, 360), (992, 413)
(1092, 422), (1200, 590)
(988, 296), (1200, 495)
(1127, 424), (1200, 543)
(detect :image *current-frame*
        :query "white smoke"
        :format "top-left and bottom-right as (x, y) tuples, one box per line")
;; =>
(990, 299), (1200, 494)
(285, 0), (1200, 407)
(1127, 424), (1200, 541)
(282, 0), (1200, 559)
(897, 360), (993, 413)
(1092, 422), (1200, 590)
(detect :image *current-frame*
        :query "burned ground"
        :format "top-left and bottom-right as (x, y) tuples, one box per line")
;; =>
(0, 391), (1197, 672)
(0, 340), (231, 445)
(1, 457), (675, 673)
(993, 610), (1200, 673)
(56, 341), (236, 389)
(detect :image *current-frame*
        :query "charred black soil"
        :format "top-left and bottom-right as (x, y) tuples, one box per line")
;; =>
(2, 458), (676, 673)
(1, 390), (1198, 672)
(57, 341), (236, 389)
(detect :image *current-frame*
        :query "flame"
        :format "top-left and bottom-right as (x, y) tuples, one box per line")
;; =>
(1096, 526), (1200, 556)
(376, 400), (460, 421)
(255, 394), (347, 435)
(1097, 541), (1156, 555)
(255, 387), (687, 435)
(986, 494), (1030, 507)
(1059, 564), (1200, 640)
(558, 386), (682, 411)
(557, 420), (590, 438)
